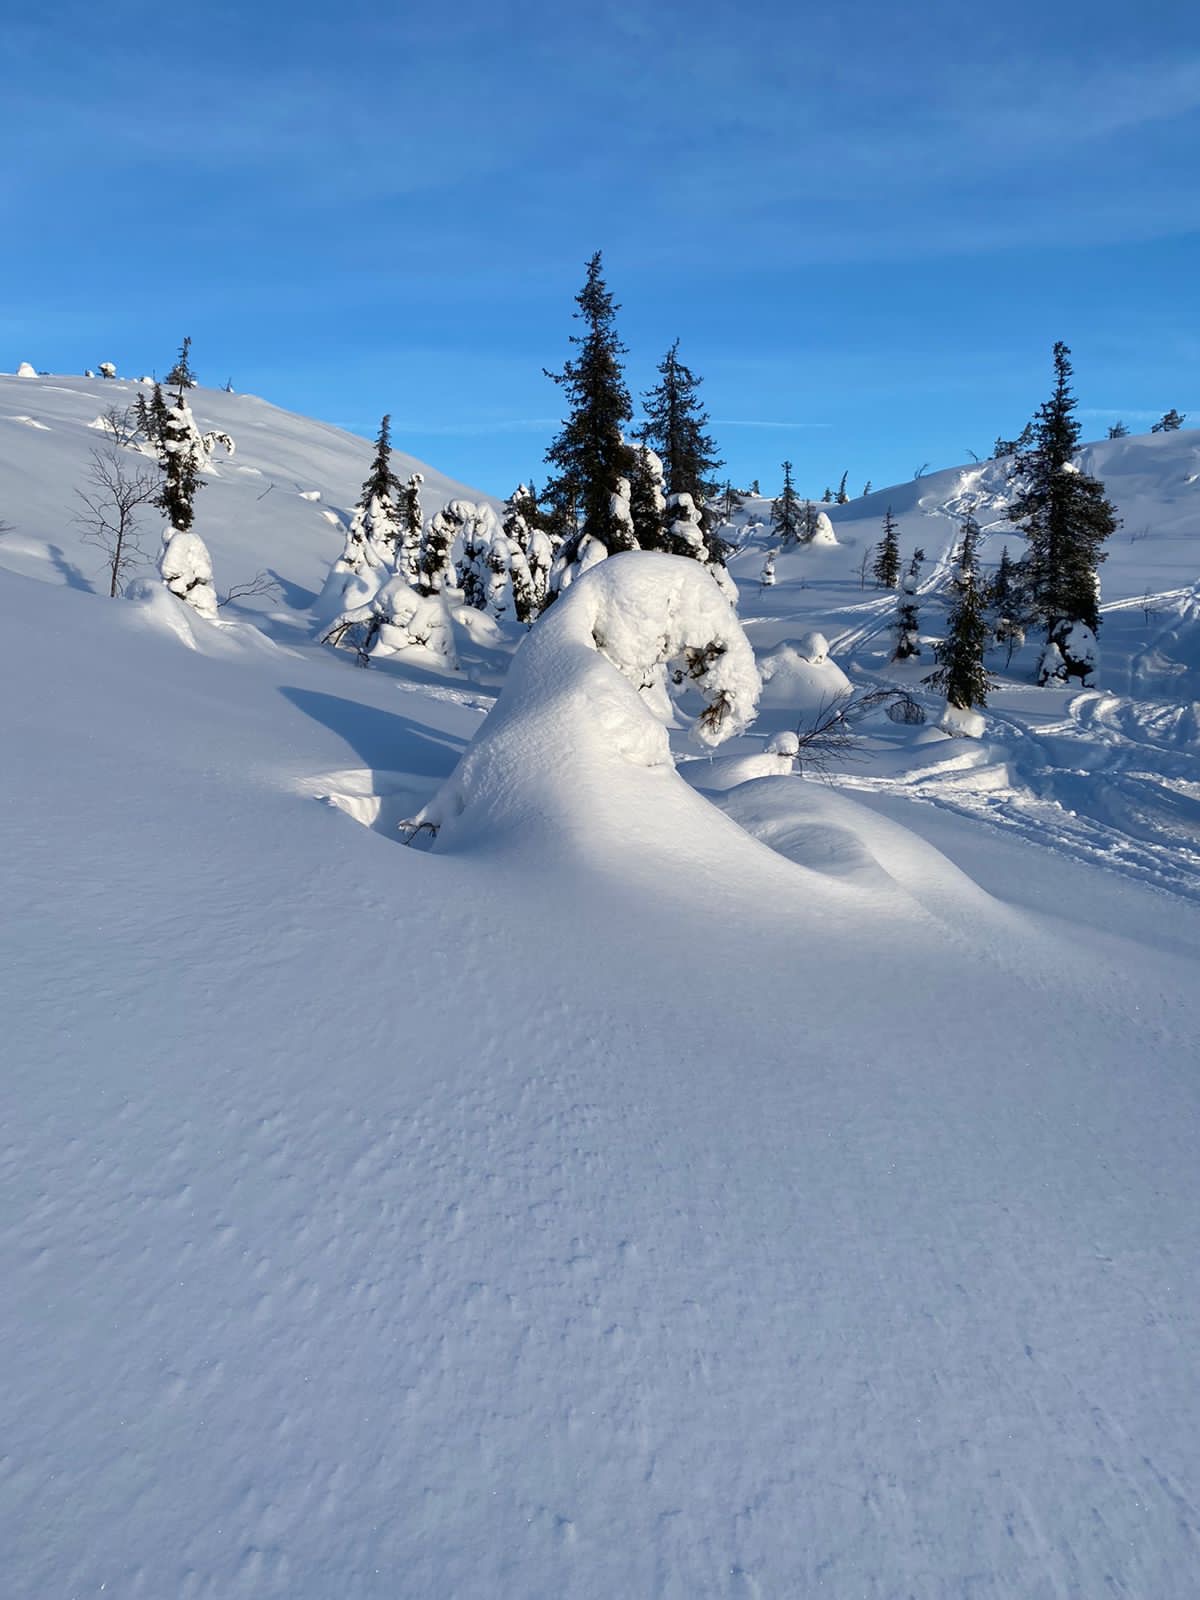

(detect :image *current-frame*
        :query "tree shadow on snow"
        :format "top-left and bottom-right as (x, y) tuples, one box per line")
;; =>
(48, 544), (96, 593)
(279, 686), (466, 780)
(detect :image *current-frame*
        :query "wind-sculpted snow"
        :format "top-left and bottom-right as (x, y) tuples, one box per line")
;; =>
(417, 553), (761, 854)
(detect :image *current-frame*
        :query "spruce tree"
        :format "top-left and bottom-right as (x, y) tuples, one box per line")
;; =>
(821, 486), (833, 503)
(862, 480), (872, 496)
(835, 471), (849, 504)
(627, 441), (667, 550)
(362, 414), (402, 510)
(892, 548), (924, 660)
(1151, 408), (1185, 433)
(770, 461), (802, 546)
(925, 533), (994, 713)
(1106, 421), (1129, 439)
(397, 472), (423, 584)
(872, 506), (901, 588)
(719, 481), (745, 523)
(1007, 341), (1119, 641)
(157, 396), (204, 532)
(165, 336), (197, 391)
(543, 251), (636, 563)
(640, 340), (723, 524)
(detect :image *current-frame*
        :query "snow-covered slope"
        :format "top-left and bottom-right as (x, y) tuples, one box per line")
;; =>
(0, 373), (492, 620)
(3, 385), (1199, 1598)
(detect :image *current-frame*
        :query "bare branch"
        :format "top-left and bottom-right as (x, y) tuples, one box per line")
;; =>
(217, 570), (282, 609)
(73, 446), (159, 597)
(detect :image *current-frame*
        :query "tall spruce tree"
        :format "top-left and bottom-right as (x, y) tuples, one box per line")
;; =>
(543, 252), (636, 565)
(640, 340), (724, 537)
(873, 506), (901, 588)
(363, 414), (402, 509)
(835, 471), (849, 504)
(925, 520), (994, 712)
(770, 461), (802, 546)
(1007, 342), (1118, 641)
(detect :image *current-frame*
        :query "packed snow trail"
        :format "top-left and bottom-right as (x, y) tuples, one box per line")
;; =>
(3, 572), (1199, 1597)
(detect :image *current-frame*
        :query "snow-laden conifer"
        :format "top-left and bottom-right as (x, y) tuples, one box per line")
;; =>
(892, 548), (924, 660)
(1006, 342), (1119, 662)
(770, 461), (802, 546)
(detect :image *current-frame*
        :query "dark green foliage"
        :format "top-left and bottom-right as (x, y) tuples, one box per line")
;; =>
(1106, 421), (1129, 439)
(156, 397), (202, 532)
(892, 547), (924, 660)
(821, 486), (832, 503)
(719, 481), (745, 523)
(628, 442), (667, 551)
(770, 461), (803, 546)
(954, 509), (982, 579)
(134, 382), (170, 446)
(925, 521), (994, 711)
(862, 480), (872, 496)
(835, 471), (849, 504)
(1152, 408), (1185, 433)
(165, 336), (197, 393)
(872, 506), (901, 588)
(362, 414), (402, 509)
(1006, 342), (1119, 637)
(543, 252), (636, 559)
(748, 478), (760, 496)
(992, 421), (1034, 460)
(799, 500), (820, 542)
(641, 340), (723, 519)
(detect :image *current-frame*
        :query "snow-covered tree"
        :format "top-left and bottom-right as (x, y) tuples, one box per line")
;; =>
(892, 547), (924, 660)
(1038, 622), (1097, 686)
(152, 393), (234, 534)
(98, 362), (117, 380)
(323, 576), (457, 668)
(502, 484), (553, 623)
(760, 549), (777, 588)
(455, 502), (504, 612)
(416, 504), (461, 597)
(397, 472), (424, 585)
(1006, 342), (1119, 653)
(770, 460), (802, 546)
(159, 528), (218, 619)
(628, 442), (667, 550)
(543, 252), (636, 583)
(873, 506), (901, 588)
(639, 339), (724, 542)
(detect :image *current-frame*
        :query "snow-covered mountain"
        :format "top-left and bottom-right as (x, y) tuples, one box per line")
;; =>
(3, 375), (1199, 1598)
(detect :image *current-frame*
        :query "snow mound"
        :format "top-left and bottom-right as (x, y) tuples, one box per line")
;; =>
(758, 635), (852, 714)
(416, 553), (761, 855)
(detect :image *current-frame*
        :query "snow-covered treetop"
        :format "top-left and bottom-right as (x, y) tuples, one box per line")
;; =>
(415, 553), (761, 852)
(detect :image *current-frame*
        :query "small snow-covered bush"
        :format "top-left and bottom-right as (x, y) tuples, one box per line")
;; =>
(159, 527), (218, 619)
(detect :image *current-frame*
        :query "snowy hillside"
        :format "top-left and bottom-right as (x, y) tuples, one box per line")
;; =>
(0, 373), (492, 621)
(3, 380), (1199, 1598)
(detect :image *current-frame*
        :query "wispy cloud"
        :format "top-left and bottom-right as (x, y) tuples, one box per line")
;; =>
(714, 419), (832, 430)
(391, 418), (559, 437)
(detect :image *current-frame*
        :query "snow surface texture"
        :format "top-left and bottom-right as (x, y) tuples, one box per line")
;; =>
(2, 377), (1200, 1598)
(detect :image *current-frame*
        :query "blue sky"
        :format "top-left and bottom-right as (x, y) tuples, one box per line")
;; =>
(3, 0), (1197, 499)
